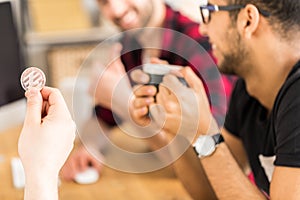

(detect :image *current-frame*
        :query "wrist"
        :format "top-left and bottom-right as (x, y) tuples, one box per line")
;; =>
(198, 117), (220, 136)
(193, 133), (224, 158)
(25, 165), (59, 184)
(25, 172), (59, 199)
(25, 171), (59, 184)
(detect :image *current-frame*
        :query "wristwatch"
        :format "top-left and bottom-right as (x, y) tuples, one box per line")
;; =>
(193, 133), (224, 158)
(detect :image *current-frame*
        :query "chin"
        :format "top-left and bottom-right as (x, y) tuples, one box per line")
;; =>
(124, 23), (141, 31)
(218, 63), (237, 75)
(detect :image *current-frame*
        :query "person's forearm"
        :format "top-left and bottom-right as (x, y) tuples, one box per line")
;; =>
(173, 146), (217, 199)
(169, 136), (217, 199)
(201, 143), (266, 199)
(24, 175), (58, 200)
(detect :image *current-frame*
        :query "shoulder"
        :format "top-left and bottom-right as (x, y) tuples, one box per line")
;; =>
(164, 5), (205, 39)
(273, 74), (300, 124)
(273, 77), (300, 167)
(274, 67), (300, 117)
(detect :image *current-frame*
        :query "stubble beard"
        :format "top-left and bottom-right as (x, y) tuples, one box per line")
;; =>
(218, 27), (249, 77)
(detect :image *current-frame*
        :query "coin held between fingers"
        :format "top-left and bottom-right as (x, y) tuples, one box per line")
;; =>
(20, 67), (46, 91)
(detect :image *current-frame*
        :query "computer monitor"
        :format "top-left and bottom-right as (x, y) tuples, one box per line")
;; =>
(0, 0), (26, 131)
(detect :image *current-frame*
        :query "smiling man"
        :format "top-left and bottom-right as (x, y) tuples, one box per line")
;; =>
(130, 0), (300, 199)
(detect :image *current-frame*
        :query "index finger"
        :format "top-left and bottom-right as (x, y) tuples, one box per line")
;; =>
(133, 84), (157, 97)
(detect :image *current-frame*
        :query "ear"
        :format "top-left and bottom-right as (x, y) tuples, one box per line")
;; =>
(237, 4), (260, 39)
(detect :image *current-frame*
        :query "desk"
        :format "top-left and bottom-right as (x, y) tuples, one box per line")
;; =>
(0, 126), (192, 200)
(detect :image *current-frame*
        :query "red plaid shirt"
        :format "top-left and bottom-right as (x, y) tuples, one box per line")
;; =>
(96, 5), (236, 126)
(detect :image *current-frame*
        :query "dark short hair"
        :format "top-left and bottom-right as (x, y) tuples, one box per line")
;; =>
(229, 0), (300, 37)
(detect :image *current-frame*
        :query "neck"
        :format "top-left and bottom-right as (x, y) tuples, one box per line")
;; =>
(137, 2), (166, 59)
(244, 38), (300, 111)
(146, 0), (166, 28)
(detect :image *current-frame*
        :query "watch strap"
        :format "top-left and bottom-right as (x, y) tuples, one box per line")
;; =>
(212, 133), (224, 145)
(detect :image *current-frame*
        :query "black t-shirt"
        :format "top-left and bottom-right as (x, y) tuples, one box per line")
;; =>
(224, 61), (300, 194)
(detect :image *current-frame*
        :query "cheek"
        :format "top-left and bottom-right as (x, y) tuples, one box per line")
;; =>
(216, 30), (232, 52)
(135, 0), (151, 14)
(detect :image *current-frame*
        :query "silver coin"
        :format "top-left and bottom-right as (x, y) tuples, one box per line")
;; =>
(20, 67), (46, 91)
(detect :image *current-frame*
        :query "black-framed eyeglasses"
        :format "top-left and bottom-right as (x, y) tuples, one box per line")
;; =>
(199, 3), (270, 24)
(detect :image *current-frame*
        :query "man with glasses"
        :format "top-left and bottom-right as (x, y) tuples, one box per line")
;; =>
(61, 0), (236, 181)
(130, 0), (300, 199)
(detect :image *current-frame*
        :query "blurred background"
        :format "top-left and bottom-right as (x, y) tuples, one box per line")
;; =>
(25, 0), (200, 85)
(0, 0), (201, 131)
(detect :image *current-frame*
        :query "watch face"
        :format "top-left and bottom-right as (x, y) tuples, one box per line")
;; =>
(194, 136), (216, 157)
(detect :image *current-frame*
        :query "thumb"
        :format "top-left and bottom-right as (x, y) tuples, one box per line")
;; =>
(181, 67), (205, 93)
(24, 88), (43, 126)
